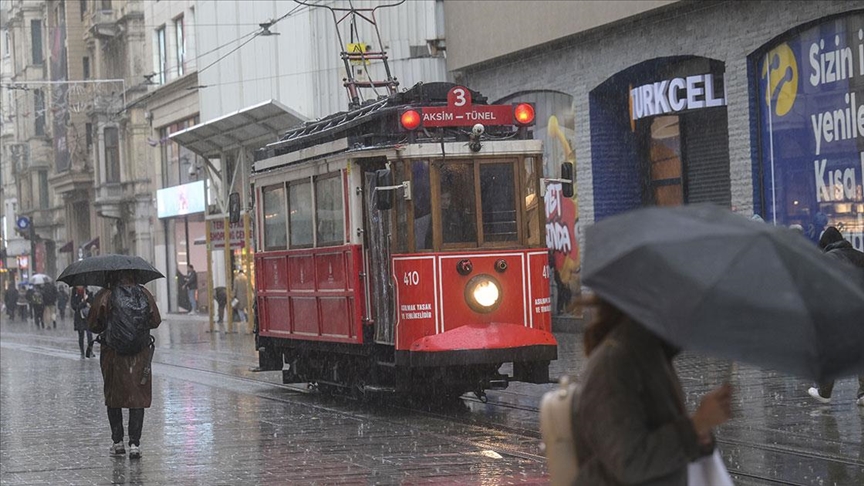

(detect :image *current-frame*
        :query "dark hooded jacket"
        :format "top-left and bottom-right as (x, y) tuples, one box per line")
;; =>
(573, 316), (710, 486)
(88, 285), (161, 409)
(824, 240), (864, 270)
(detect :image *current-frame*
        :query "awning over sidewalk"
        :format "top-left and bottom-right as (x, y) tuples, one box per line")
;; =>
(81, 237), (99, 250)
(169, 99), (306, 159)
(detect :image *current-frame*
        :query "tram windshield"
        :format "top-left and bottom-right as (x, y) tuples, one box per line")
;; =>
(402, 157), (540, 252)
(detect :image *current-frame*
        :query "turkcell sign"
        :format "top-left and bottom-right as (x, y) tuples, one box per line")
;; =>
(630, 73), (726, 120)
(420, 85), (514, 127)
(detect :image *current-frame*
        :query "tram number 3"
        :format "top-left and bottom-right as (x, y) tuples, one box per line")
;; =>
(403, 271), (420, 286)
(452, 88), (467, 107)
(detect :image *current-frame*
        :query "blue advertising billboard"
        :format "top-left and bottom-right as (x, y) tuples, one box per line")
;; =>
(157, 180), (206, 219)
(756, 12), (864, 250)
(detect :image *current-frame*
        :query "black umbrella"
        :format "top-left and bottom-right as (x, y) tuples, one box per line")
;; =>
(583, 204), (864, 383)
(57, 254), (165, 288)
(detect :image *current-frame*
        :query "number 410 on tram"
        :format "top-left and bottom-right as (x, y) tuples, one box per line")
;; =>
(251, 83), (573, 398)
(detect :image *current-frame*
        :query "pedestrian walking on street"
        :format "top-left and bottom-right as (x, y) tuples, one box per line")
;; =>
(4, 283), (18, 321)
(232, 269), (249, 322)
(184, 264), (198, 314)
(214, 286), (227, 328)
(71, 286), (94, 359)
(27, 285), (45, 328)
(41, 282), (58, 329)
(807, 226), (864, 407)
(89, 271), (162, 459)
(571, 296), (733, 486)
(57, 285), (69, 321)
(16, 284), (29, 321)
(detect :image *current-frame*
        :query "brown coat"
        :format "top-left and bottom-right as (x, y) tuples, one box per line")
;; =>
(573, 317), (709, 486)
(88, 285), (162, 409)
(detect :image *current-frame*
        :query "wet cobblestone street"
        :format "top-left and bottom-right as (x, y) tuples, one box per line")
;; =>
(1, 314), (862, 485)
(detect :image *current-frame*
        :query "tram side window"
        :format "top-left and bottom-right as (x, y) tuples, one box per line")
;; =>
(289, 180), (314, 247)
(439, 163), (477, 244)
(263, 185), (287, 250)
(412, 160), (432, 251)
(315, 174), (344, 246)
(480, 163), (517, 242)
(524, 157), (541, 246)
(393, 161), (408, 253)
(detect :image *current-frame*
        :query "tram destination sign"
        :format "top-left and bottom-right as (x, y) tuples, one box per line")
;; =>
(420, 86), (514, 127)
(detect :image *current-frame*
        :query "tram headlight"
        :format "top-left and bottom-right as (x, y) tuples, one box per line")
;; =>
(464, 275), (502, 313)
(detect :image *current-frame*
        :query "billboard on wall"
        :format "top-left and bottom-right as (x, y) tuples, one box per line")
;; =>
(157, 181), (206, 218)
(496, 91), (582, 317)
(757, 12), (864, 250)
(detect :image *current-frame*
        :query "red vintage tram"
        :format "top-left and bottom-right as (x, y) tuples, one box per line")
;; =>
(252, 82), (568, 398)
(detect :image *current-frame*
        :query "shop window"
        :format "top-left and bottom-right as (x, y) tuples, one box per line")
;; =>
(314, 174), (344, 246)
(263, 185), (287, 250)
(412, 160), (431, 250)
(288, 180), (313, 247)
(438, 162), (476, 244)
(752, 11), (864, 247)
(104, 126), (120, 182)
(480, 162), (517, 242)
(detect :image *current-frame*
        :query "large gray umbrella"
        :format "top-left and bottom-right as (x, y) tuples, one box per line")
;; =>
(57, 254), (164, 288)
(583, 204), (864, 383)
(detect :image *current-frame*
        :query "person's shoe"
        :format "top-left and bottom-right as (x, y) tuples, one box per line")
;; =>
(856, 396), (864, 407)
(128, 444), (141, 459)
(808, 387), (831, 404)
(109, 442), (126, 456)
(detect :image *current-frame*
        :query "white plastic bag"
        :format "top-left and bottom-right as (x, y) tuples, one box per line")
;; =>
(231, 298), (239, 308)
(688, 450), (734, 486)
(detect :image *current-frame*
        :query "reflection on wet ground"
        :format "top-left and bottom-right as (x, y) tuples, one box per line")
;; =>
(1, 315), (862, 485)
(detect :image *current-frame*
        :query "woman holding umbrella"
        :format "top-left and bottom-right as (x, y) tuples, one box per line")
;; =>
(571, 295), (732, 485)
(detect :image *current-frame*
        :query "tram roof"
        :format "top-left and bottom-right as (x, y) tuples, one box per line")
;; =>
(169, 100), (307, 159)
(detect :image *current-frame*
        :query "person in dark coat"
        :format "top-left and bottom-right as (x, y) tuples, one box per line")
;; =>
(27, 286), (44, 328)
(214, 286), (227, 327)
(572, 296), (732, 486)
(89, 271), (162, 459)
(4, 283), (18, 320)
(808, 227), (864, 406)
(41, 282), (58, 329)
(57, 285), (69, 321)
(184, 264), (198, 314)
(71, 286), (94, 359)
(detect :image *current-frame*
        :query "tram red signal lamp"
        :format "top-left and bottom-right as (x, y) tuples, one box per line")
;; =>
(400, 109), (421, 131)
(513, 103), (535, 126)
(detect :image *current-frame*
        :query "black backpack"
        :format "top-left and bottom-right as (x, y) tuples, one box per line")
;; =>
(103, 285), (152, 355)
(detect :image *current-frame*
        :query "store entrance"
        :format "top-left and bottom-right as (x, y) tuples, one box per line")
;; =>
(590, 56), (731, 219)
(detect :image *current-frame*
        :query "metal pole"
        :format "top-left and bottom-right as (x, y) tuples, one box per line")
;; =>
(205, 216), (214, 333)
(225, 213), (234, 333)
(240, 149), (254, 333)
